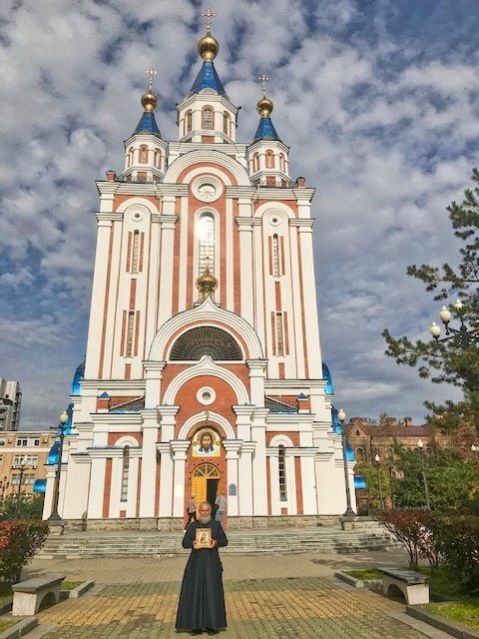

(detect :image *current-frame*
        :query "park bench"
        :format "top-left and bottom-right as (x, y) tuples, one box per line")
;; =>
(12, 575), (65, 616)
(378, 567), (429, 605)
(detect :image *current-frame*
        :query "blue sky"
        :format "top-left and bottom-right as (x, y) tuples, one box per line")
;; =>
(0, 0), (477, 428)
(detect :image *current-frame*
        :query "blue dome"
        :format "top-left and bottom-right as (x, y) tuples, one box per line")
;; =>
(47, 441), (60, 465)
(322, 363), (334, 395)
(71, 361), (84, 395)
(64, 403), (74, 435)
(33, 479), (47, 494)
(346, 441), (355, 462)
(354, 475), (366, 490)
(190, 61), (226, 96)
(133, 111), (161, 136)
(253, 116), (280, 142)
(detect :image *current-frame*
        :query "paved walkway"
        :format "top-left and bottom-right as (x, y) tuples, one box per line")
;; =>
(23, 550), (452, 638)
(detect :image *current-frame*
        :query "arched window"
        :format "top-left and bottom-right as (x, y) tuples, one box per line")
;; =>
(265, 150), (275, 168)
(279, 153), (285, 172)
(276, 312), (284, 356)
(185, 110), (193, 134)
(278, 445), (287, 501)
(154, 149), (161, 170)
(355, 429), (361, 436)
(202, 106), (214, 130)
(356, 447), (365, 460)
(198, 212), (215, 274)
(139, 145), (148, 163)
(127, 147), (134, 168)
(170, 327), (242, 360)
(120, 446), (130, 502)
(125, 311), (135, 357)
(253, 153), (259, 172)
(223, 111), (230, 136)
(272, 234), (280, 277)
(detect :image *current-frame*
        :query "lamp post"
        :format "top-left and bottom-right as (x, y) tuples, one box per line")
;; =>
(417, 438), (431, 510)
(15, 459), (27, 517)
(48, 410), (69, 521)
(429, 298), (479, 346)
(374, 454), (385, 511)
(338, 408), (356, 517)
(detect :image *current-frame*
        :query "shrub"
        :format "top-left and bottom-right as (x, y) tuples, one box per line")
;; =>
(433, 514), (479, 592)
(0, 520), (49, 582)
(378, 510), (433, 567)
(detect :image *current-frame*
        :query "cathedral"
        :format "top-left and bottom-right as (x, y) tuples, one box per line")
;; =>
(42, 13), (356, 529)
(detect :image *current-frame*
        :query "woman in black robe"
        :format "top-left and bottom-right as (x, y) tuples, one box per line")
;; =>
(176, 501), (228, 635)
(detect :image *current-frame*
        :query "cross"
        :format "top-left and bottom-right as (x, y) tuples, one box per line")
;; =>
(145, 66), (157, 91)
(201, 8), (216, 34)
(258, 74), (270, 96)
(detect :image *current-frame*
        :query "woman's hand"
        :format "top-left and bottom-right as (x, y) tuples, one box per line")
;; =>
(209, 538), (217, 548)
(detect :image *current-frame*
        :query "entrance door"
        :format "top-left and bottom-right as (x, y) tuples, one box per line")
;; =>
(192, 463), (220, 511)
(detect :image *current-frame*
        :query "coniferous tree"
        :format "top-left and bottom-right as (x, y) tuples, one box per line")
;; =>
(383, 169), (479, 435)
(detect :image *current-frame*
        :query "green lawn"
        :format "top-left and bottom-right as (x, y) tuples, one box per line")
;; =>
(426, 601), (479, 633)
(345, 569), (382, 581)
(61, 581), (82, 591)
(0, 618), (15, 632)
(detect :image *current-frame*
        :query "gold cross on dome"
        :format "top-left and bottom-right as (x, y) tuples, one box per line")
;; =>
(258, 74), (270, 96)
(201, 8), (216, 34)
(145, 67), (157, 91)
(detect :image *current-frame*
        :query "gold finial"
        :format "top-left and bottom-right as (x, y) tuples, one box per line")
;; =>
(257, 73), (273, 117)
(198, 8), (219, 61)
(196, 262), (218, 301)
(141, 66), (158, 112)
(201, 8), (216, 34)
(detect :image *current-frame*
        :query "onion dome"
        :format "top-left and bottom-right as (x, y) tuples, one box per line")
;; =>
(197, 33), (219, 61)
(196, 267), (218, 301)
(133, 67), (162, 137)
(253, 75), (281, 142)
(189, 9), (226, 97)
(257, 96), (273, 118)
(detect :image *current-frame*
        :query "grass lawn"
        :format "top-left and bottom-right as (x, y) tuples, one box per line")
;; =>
(61, 581), (82, 591)
(415, 565), (464, 599)
(426, 600), (479, 633)
(0, 618), (15, 632)
(345, 569), (382, 581)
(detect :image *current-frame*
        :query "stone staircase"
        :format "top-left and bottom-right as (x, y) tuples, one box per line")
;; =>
(37, 524), (398, 559)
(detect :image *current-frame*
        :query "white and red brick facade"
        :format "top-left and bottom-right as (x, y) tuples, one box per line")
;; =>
(42, 38), (355, 528)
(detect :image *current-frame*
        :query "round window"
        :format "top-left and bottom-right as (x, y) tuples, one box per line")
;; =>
(197, 387), (216, 405)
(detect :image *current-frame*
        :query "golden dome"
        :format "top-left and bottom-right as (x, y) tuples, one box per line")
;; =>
(196, 268), (218, 300)
(257, 96), (273, 117)
(141, 90), (158, 112)
(197, 34), (219, 61)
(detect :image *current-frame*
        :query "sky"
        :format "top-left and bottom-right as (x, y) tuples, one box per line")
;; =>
(0, 0), (478, 429)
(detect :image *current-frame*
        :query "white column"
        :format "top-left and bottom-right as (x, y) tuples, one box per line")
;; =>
(251, 409), (268, 515)
(144, 361), (166, 408)
(252, 220), (265, 344)
(171, 441), (190, 517)
(223, 440), (242, 516)
(139, 411), (160, 517)
(247, 360), (267, 406)
(285, 452), (297, 515)
(42, 467), (56, 520)
(268, 450), (281, 515)
(301, 453), (318, 515)
(237, 217), (254, 325)
(157, 443), (173, 517)
(289, 223), (305, 378)
(87, 457), (106, 518)
(298, 221), (322, 377)
(238, 442), (255, 516)
(158, 209), (178, 326)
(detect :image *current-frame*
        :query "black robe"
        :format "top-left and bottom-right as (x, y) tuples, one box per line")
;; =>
(175, 519), (228, 631)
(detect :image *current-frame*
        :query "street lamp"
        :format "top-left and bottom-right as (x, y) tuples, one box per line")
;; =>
(374, 453), (385, 512)
(429, 298), (479, 346)
(417, 439), (431, 510)
(15, 459), (27, 517)
(48, 410), (69, 521)
(338, 408), (356, 517)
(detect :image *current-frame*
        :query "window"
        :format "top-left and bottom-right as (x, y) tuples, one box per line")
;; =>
(0, 455), (3, 465)
(279, 153), (285, 172)
(253, 153), (259, 172)
(11, 474), (20, 486)
(154, 149), (161, 170)
(202, 106), (214, 130)
(272, 235), (280, 277)
(265, 150), (274, 168)
(356, 447), (365, 460)
(276, 312), (284, 356)
(223, 111), (230, 136)
(185, 110), (193, 134)
(127, 147), (133, 168)
(28, 438), (39, 446)
(126, 311), (135, 357)
(0, 439), (5, 447)
(24, 474), (35, 485)
(278, 445), (287, 501)
(198, 213), (215, 275)
(131, 230), (140, 274)
(16, 439), (27, 447)
(120, 446), (130, 502)
(139, 145), (148, 163)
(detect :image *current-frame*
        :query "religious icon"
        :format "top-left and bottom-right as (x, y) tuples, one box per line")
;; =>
(192, 428), (221, 458)
(195, 528), (212, 549)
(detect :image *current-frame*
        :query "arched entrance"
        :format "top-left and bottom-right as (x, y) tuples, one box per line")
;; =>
(192, 463), (220, 509)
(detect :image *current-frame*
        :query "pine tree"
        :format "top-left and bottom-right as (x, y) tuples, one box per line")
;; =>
(383, 169), (479, 435)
